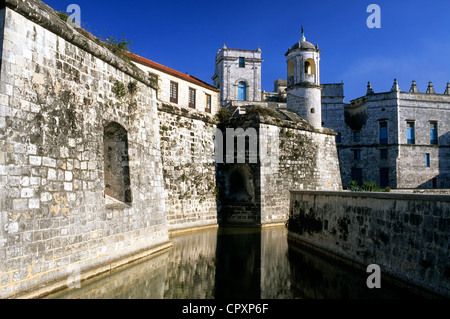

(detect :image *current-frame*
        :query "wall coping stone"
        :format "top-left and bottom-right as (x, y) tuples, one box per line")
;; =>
(289, 190), (450, 202)
(1, 0), (158, 90)
(158, 102), (218, 125)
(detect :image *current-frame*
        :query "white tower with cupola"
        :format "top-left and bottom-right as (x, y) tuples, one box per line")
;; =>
(285, 28), (322, 129)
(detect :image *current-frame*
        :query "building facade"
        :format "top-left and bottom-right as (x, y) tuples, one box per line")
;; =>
(212, 45), (263, 106)
(128, 53), (221, 232)
(323, 80), (450, 189)
(212, 39), (450, 190)
(215, 33), (342, 225)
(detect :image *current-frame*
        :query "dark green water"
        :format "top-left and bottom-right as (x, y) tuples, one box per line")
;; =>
(46, 226), (423, 299)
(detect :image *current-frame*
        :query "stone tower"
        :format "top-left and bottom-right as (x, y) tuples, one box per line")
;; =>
(212, 44), (263, 106)
(285, 28), (322, 129)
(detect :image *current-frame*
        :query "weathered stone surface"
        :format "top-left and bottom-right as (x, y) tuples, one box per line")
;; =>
(0, 3), (168, 298)
(322, 83), (450, 189)
(288, 190), (450, 298)
(212, 47), (263, 105)
(216, 106), (342, 225)
(158, 103), (218, 231)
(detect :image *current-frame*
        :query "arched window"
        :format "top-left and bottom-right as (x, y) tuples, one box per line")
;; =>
(305, 61), (311, 74)
(287, 60), (295, 85)
(287, 60), (294, 77)
(238, 81), (247, 101)
(104, 122), (132, 204)
(304, 59), (316, 75)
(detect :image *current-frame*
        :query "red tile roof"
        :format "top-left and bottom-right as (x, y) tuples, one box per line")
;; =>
(127, 52), (220, 92)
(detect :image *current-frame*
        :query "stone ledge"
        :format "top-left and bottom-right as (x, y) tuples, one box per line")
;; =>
(12, 240), (173, 299)
(289, 189), (450, 202)
(158, 102), (218, 125)
(168, 223), (219, 237)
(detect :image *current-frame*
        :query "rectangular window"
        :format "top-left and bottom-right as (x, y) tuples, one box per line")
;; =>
(380, 168), (389, 187)
(432, 177), (437, 189)
(430, 122), (438, 145)
(189, 88), (196, 109)
(353, 149), (361, 160)
(379, 121), (388, 145)
(205, 94), (212, 113)
(352, 130), (361, 143)
(351, 168), (362, 186)
(239, 57), (245, 68)
(380, 149), (388, 160)
(407, 121), (415, 144)
(425, 153), (430, 167)
(335, 133), (342, 143)
(170, 81), (178, 104)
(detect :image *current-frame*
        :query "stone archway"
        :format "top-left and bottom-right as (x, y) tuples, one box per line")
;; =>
(224, 164), (255, 204)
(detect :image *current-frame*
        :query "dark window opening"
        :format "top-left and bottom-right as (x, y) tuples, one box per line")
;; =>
(432, 177), (437, 189)
(353, 149), (361, 160)
(351, 168), (363, 186)
(430, 122), (438, 145)
(336, 133), (342, 143)
(239, 57), (245, 68)
(170, 81), (178, 104)
(104, 122), (132, 204)
(352, 130), (361, 143)
(305, 61), (311, 74)
(380, 168), (389, 187)
(189, 88), (196, 109)
(407, 121), (415, 144)
(380, 149), (388, 160)
(205, 94), (212, 113)
(379, 121), (388, 145)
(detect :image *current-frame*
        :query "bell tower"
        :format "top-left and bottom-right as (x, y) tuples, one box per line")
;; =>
(285, 28), (322, 129)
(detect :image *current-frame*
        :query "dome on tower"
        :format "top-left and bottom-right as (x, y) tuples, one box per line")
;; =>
(289, 40), (316, 51)
(285, 27), (320, 55)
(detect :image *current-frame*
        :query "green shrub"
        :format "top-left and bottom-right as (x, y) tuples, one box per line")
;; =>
(105, 34), (132, 52)
(57, 11), (69, 22)
(127, 80), (139, 95)
(347, 180), (391, 192)
(112, 80), (127, 99)
(348, 180), (361, 191)
(361, 182), (379, 192)
(215, 107), (233, 121)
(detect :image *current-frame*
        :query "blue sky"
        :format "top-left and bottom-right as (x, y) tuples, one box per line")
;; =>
(42, 0), (450, 102)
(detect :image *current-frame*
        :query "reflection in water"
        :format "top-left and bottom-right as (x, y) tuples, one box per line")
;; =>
(46, 226), (422, 299)
(215, 227), (261, 299)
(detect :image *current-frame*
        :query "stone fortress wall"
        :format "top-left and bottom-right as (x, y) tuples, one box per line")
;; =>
(0, 0), (219, 298)
(288, 190), (450, 298)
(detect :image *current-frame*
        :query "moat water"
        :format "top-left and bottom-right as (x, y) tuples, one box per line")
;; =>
(46, 226), (422, 299)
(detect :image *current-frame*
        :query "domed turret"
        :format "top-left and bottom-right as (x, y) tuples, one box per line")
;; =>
(285, 27), (322, 129)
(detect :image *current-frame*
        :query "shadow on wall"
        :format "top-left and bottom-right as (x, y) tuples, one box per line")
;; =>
(439, 131), (450, 188)
(417, 131), (450, 189)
